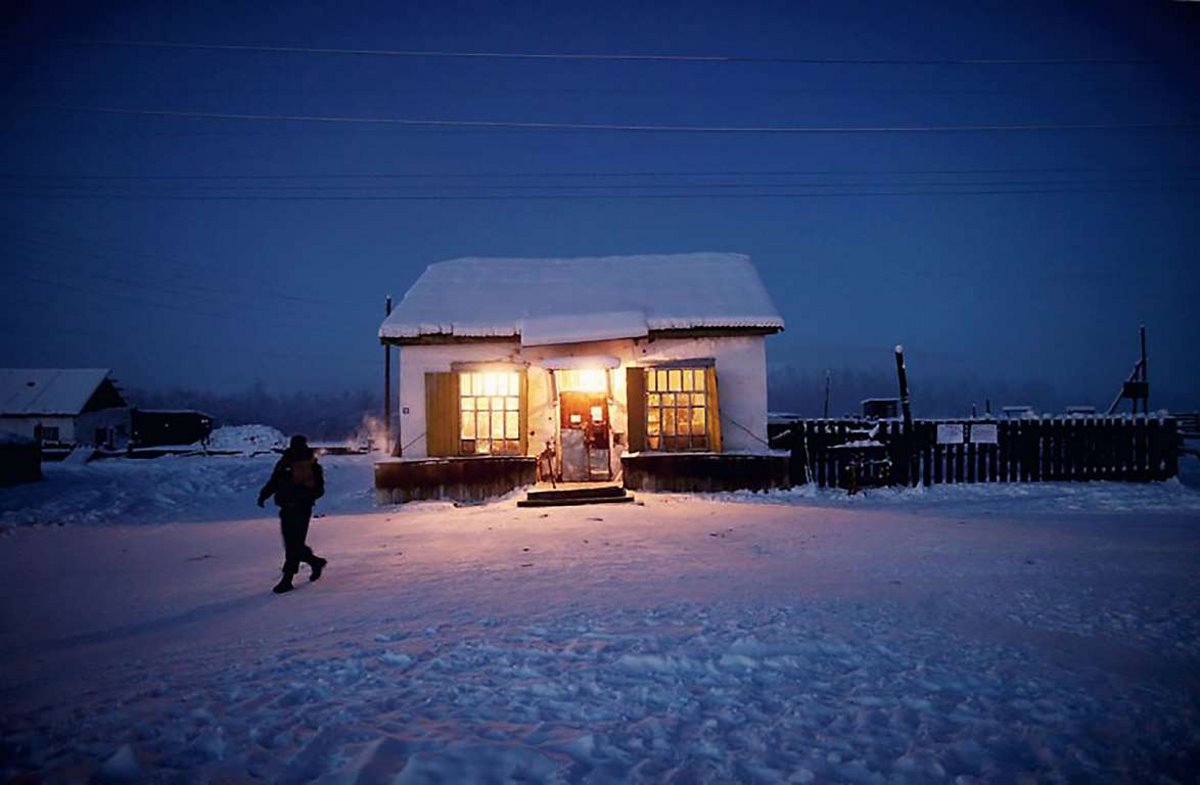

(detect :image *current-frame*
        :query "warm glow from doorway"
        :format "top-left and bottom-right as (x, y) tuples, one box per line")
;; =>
(558, 368), (608, 393)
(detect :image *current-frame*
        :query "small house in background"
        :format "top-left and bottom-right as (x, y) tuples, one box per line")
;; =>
(861, 398), (899, 419)
(376, 253), (787, 503)
(1002, 406), (1038, 420)
(130, 409), (215, 450)
(0, 369), (130, 457)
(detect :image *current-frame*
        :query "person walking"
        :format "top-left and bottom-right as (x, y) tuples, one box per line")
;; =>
(258, 434), (328, 594)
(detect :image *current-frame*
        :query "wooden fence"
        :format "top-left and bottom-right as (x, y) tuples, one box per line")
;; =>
(768, 415), (1180, 488)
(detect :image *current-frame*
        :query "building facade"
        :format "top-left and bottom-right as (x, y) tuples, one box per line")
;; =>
(376, 254), (787, 502)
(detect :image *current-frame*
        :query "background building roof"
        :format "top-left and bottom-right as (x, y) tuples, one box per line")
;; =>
(0, 369), (116, 416)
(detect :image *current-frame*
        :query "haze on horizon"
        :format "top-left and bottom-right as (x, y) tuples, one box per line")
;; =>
(2, 0), (1197, 416)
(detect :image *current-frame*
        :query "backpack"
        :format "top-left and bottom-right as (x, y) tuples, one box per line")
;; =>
(290, 457), (317, 490)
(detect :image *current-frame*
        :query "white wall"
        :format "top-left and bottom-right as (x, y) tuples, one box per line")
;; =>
(396, 333), (771, 460)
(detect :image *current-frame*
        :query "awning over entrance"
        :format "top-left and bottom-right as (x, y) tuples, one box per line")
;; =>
(539, 355), (621, 370)
(519, 310), (648, 347)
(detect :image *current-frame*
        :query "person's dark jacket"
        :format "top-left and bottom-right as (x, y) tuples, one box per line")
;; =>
(258, 445), (325, 508)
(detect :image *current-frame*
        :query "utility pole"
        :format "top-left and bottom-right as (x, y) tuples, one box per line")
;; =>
(1106, 324), (1150, 415)
(894, 345), (914, 485)
(1140, 324), (1148, 414)
(823, 369), (831, 419)
(384, 295), (392, 452)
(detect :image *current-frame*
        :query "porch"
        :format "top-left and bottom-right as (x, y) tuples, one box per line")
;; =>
(621, 451), (790, 493)
(374, 455), (536, 504)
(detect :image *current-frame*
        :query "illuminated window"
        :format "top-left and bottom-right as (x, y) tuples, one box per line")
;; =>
(646, 368), (708, 451)
(459, 371), (521, 455)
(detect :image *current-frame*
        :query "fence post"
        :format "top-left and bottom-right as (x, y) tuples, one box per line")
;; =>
(920, 422), (932, 486)
(1134, 416), (1148, 481)
(1147, 416), (1161, 481)
(1165, 417), (1179, 479)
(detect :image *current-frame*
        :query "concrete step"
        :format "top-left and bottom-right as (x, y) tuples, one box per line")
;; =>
(517, 494), (635, 508)
(525, 484), (628, 502)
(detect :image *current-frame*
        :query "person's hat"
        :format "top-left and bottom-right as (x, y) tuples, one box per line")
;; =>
(290, 434), (309, 451)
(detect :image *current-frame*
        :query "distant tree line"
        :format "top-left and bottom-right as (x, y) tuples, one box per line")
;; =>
(130, 384), (378, 441)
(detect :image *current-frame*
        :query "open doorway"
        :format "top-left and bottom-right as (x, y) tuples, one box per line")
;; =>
(554, 368), (612, 482)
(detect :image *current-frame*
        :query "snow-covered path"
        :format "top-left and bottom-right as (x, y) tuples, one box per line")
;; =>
(2, 458), (1199, 782)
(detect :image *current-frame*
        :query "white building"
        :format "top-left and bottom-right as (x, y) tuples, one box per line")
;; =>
(0, 369), (130, 450)
(376, 254), (788, 502)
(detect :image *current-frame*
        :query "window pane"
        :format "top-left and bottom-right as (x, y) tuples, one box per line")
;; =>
(663, 408), (676, 436)
(648, 435), (660, 450)
(694, 370), (706, 391)
(510, 373), (520, 395)
(477, 410), (490, 438)
(505, 396), (519, 411)
(505, 411), (519, 438)
(692, 393), (706, 407)
(461, 413), (476, 439)
(668, 369), (682, 392)
(462, 397), (475, 411)
(491, 413), (504, 439)
(647, 371), (656, 392)
(657, 370), (669, 391)
(683, 371), (693, 392)
(692, 406), (706, 434)
(678, 412), (691, 435)
(662, 393), (675, 407)
(491, 396), (504, 411)
(475, 439), (489, 454)
(461, 439), (475, 453)
(460, 373), (472, 396)
(647, 418), (660, 436)
(648, 393), (660, 408)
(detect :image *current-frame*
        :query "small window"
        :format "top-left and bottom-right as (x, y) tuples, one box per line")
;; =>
(36, 425), (61, 443)
(645, 368), (708, 451)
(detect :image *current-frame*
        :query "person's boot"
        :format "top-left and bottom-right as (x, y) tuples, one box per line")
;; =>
(272, 574), (294, 594)
(309, 557), (327, 582)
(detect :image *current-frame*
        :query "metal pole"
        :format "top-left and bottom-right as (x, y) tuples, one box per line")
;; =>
(894, 345), (914, 486)
(823, 369), (831, 419)
(894, 345), (913, 431)
(1139, 324), (1148, 414)
(384, 296), (392, 452)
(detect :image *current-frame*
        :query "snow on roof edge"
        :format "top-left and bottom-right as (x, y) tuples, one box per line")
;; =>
(379, 253), (785, 343)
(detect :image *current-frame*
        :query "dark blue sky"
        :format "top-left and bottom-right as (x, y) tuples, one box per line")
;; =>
(2, 0), (1197, 414)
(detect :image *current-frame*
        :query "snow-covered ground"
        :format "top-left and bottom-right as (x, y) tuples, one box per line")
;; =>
(1, 455), (1198, 783)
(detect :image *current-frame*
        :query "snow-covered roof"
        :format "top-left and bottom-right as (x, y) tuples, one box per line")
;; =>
(0, 369), (115, 416)
(380, 253), (784, 344)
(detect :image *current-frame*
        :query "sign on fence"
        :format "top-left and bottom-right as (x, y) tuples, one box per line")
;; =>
(970, 423), (998, 444)
(936, 423), (964, 444)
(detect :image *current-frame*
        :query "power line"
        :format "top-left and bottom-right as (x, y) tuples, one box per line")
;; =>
(0, 228), (345, 309)
(38, 38), (1160, 66)
(6, 177), (1199, 192)
(3, 185), (1196, 201)
(3, 165), (1199, 180)
(34, 105), (1200, 134)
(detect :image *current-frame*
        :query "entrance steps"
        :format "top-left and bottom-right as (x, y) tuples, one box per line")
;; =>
(517, 484), (634, 508)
